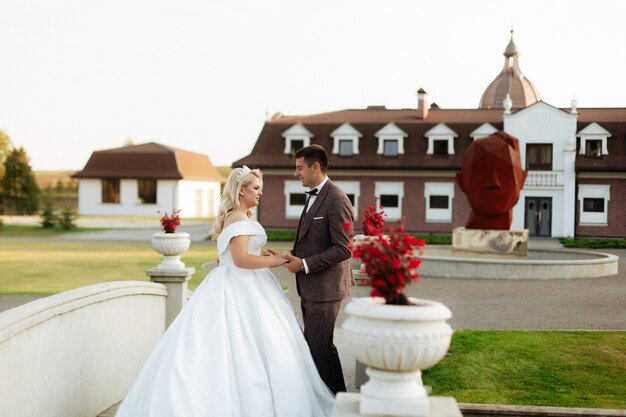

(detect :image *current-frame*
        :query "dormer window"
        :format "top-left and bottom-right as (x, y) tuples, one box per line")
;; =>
(470, 123), (498, 141)
(585, 140), (602, 157)
(290, 139), (304, 155)
(433, 140), (448, 156)
(376, 123), (407, 157)
(282, 123), (313, 155)
(339, 140), (353, 156)
(425, 123), (458, 156)
(331, 123), (361, 157)
(577, 122), (611, 159)
(383, 139), (399, 156)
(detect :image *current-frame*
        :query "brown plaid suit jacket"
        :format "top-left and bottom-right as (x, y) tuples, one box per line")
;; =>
(293, 180), (355, 302)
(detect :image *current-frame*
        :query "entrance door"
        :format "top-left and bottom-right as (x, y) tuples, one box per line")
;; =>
(524, 197), (552, 237)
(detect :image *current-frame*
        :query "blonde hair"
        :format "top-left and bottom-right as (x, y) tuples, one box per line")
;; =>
(212, 166), (263, 238)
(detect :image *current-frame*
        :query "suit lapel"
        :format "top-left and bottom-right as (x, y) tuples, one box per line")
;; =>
(296, 182), (331, 244)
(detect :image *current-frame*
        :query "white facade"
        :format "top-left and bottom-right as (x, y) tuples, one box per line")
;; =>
(77, 178), (220, 218)
(504, 102), (578, 237)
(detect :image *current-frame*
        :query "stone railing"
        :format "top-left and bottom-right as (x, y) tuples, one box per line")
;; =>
(0, 281), (167, 417)
(525, 171), (563, 187)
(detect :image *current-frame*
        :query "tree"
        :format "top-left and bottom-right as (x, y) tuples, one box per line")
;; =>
(1, 147), (40, 214)
(0, 130), (11, 180)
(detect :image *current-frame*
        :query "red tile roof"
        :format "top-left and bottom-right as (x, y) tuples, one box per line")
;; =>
(73, 142), (224, 181)
(235, 106), (626, 173)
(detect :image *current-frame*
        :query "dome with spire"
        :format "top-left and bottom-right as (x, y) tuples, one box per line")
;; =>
(479, 31), (541, 110)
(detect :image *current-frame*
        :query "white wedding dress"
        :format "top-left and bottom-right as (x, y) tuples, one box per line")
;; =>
(116, 220), (335, 417)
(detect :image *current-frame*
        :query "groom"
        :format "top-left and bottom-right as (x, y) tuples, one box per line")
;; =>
(284, 144), (355, 394)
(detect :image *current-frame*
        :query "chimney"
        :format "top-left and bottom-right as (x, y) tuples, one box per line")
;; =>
(417, 88), (429, 119)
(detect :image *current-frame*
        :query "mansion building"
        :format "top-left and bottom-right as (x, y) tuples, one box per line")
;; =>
(235, 34), (626, 238)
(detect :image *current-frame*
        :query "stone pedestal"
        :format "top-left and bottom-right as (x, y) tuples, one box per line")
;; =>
(353, 270), (371, 389)
(146, 267), (195, 328)
(332, 393), (462, 417)
(452, 227), (529, 257)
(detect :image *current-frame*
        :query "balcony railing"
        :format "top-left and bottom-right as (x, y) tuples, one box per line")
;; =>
(525, 171), (563, 187)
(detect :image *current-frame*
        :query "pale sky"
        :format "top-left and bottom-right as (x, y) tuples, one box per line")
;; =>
(1, 0), (625, 170)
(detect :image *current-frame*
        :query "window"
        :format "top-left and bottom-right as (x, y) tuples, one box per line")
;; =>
(331, 123), (361, 156)
(290, 140), (304, 155)
(138, 179), (157, 204)
(284, 180), (307, 218)
(383, 140), (399, 156)
(425, 123), (457, 155)
(102, 179), (120, 203)
(289, 193), (306, 206)
(375, 181), (404, 220)
(424, 182), (454, 222)
(578, 184), (610, 225)
(380, 194), (399, 207)
(433, 140), (449, 156)
(583, 198), (604, 213)
(339, 140), (353, 156)
(585, 140), (602, 157)
(429, 195), (449, 209)
(282, 123), (313, 155)
(526, 144), (552, 170)
(577, 122), (611, 157)
(333, 181), (361, 220)
(376, 123), (407, 156)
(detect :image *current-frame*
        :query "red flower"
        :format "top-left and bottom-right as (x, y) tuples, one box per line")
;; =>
(361, 201), (386, 236)
(158, 209), (181, 233)
(350, 205), (425, 306)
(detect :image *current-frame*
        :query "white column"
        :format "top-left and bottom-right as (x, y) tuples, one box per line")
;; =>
(146, 267), (195, 328)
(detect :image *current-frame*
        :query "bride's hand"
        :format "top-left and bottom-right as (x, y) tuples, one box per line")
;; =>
(273, 253), (288, 265)
(262, 248), (278, 256)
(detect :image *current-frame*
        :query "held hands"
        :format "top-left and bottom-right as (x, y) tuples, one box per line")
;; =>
(282, 252), (304, 273)
(262, 248), (287, 266)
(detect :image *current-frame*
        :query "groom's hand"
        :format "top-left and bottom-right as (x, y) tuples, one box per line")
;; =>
(283, 252), (303, 273)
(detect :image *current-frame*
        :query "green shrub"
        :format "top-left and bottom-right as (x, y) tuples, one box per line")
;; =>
(412, 233), (452, 245)
(40, 200), (57, 228)
(559, 238), (626, 249)
(57, 207), (77, 230)
(265, 229), (297, 241)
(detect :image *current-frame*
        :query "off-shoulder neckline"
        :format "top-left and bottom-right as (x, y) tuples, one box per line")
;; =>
(221, 219), (260, 233)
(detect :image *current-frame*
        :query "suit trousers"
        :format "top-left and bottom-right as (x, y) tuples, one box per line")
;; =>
(300, 297), (346, 395)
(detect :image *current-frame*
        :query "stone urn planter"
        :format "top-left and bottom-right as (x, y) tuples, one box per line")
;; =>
(151, 232), (191, 270)
(342, 297), (453, 417)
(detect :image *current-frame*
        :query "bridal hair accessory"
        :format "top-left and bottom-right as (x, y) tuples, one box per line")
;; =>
(236, 165), (251, 184)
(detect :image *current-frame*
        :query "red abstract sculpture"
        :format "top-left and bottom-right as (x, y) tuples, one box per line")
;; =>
(456, 131), (527, 230)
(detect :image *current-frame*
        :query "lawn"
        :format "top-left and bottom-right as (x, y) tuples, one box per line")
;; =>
(0, 240), (218, 294)
(0, 224), (110, 237)
(0, 240), (293, 295)
(423, 330), (626, 409)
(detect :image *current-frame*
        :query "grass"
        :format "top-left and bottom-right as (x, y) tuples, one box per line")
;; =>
(559, 237), (626, 249)
(0, 240), (293, 295)
(0, 241), (218, 294)
(0, 224), (110, 237)
(423, 330), (626, 409)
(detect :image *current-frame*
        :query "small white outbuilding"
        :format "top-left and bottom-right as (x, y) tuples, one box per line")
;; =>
(73, 142), (224, 218)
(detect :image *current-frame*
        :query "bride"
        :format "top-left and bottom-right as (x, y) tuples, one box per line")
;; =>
(115, 166), (335, 417)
